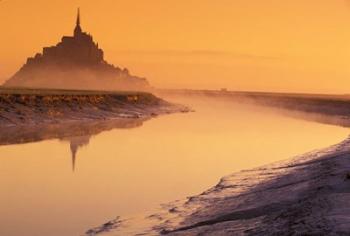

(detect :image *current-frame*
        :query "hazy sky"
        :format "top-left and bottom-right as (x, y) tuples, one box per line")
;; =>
(1, 0), (350, 93)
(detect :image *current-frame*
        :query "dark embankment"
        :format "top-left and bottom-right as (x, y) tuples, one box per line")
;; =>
(0, 87), (188, 127)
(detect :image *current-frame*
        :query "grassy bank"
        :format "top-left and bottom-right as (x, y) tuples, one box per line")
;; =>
(0, 87), (187, 126)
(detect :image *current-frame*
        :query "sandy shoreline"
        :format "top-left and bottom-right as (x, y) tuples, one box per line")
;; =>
(160, 137), (350, 235)
(86, 136), (350, 235)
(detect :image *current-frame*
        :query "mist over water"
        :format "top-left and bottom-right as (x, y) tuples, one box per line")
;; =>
(0, 95), (348, 236)
(4, 67), (149, 91)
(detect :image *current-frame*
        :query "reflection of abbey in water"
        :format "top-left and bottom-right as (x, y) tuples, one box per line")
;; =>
(67, 136), (91, 172)
(4, 9), (149, 90)
(0, 118), (146, 171)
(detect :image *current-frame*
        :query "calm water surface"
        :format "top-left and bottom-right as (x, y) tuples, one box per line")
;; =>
(0, 96), (348, 236)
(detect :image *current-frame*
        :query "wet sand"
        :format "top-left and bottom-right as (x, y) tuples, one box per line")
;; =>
(156, 137), (350, 235)
(87, 130), (350, 236)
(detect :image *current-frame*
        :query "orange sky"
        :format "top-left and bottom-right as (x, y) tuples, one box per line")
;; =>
(1, 0), (350, 93)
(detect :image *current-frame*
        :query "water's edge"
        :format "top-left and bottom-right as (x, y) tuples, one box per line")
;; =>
(86, 136), (350, 235)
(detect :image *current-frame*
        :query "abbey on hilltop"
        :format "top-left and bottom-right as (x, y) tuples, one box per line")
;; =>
(4, 9), (149, 90)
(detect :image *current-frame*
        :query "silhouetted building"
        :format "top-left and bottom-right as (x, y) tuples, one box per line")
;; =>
(4, 9), (149, 91)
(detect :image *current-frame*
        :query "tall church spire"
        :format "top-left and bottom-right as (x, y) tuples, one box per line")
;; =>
(74, 8), (82, 37)
(76, 8), (80, 26)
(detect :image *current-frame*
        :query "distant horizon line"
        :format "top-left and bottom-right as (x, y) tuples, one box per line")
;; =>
(0, 85), (349, 97)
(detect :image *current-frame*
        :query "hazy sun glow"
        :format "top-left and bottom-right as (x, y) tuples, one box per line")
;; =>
(1, 0), (350, 93)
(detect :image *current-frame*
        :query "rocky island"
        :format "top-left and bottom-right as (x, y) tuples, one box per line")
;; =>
(3, 9), (149, 91)
(0, 10), (190, 130)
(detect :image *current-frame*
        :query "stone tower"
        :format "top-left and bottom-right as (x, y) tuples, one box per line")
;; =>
(74, 8), (83, 37)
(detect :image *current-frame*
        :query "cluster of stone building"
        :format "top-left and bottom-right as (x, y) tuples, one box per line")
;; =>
(4, 9), (149, 90)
